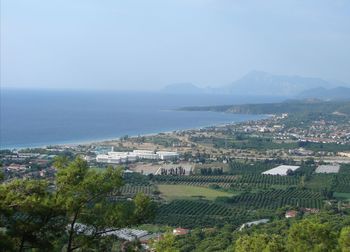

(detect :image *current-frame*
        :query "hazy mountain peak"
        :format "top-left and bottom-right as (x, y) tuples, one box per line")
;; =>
(225, 71), (349, 97)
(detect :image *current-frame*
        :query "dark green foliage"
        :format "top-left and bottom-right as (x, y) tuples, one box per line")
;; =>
(298, 141), (350, 152)
(181, 100), (350, 116)
(339, 164), (350, 174)
(123, 172), (151, 185)
(0, 157), (155, 251)
(154, 200), (266, 228)
(153, 175), (237, 188)
(199, 167), (224, 175)
(228, 161), (274, 175)
(334, 175), (350, 193)
(153, 213), (350, 252)
(232, 174), (300, 189)
(226, 188), (324, 209)
(119, 184), (156, 196)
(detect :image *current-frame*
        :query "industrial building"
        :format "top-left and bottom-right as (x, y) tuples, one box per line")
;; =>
(96, 150), (179, 164)
(315, 164), (340, 174)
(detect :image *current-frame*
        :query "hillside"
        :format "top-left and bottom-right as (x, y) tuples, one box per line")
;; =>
(181, 100), (350, 116)
(298, 86), (350, 100)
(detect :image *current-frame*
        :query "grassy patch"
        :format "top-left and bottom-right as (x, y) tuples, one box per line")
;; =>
(305, 174), (333, 190)
(334, 192), (350, 200)
(157, 184), (235, 201)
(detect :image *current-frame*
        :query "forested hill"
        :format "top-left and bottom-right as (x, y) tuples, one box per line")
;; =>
(180, 100), (350, 116)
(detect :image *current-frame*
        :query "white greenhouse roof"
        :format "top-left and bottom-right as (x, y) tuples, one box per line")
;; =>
(262, 165), (300, 176)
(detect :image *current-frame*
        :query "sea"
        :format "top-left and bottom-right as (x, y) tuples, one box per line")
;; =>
(0, 89), (284, 149)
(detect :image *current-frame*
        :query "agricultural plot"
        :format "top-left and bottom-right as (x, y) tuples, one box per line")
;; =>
(228, 161), (274, 175)
(154, 200), (263, 228)
(231, 174), (300, 190)
(153, 175), (237, 188)
(226, 188), (324, 209)
(333, 192), (350, 201)
(119, 185), (156, 196)
(157, 184), (235, 201)
(148, 162), (344, 228)
(339, 164), (350, 174)
(305, 174), (335, 191)
(334, 175), (350, 193)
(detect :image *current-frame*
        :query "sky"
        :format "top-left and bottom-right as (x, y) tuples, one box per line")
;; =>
(1, 0), (350, 90)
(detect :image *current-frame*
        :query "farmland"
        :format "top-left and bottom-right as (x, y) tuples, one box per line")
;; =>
(113, 164), (350, 228)
(153, 175), (237, 188)
(157, 184), (235, 201)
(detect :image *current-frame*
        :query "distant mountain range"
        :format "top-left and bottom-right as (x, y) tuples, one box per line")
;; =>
(297, 86), (350, 100)
(181, 99), (350, 116)
(161, 71), (350, 100)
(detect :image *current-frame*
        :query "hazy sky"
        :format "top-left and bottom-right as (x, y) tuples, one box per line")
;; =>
(1, 0), (350, 90)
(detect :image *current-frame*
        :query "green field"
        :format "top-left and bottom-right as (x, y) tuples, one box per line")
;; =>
(157, 184), (235, 201)
(334, 192), (350, 200)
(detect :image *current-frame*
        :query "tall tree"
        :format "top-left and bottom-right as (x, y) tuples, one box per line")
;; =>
(54, 157), (155, 251)
(234, 233), (285, 252)
(286, 219), (337, 252)
(0, 157), (155, 251)
(0, 179), (66, 251)
(339, 226), (350, 252)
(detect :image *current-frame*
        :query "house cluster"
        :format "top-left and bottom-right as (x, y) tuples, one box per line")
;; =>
(96, 149), (179, 164)
(286, 120), (350, 144)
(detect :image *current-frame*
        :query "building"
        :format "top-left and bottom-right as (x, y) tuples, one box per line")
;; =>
(96, 150), (179, 163)
(74, 224), (151, 242)
(105, 228), (148, 241)
(133, 150), (159, 160)
(173, 228), (189, 236)
(156, 151), (179, 160)
(239, 219), (269, 231)
(5, 164), (27, 171)
(315, 164), (340, 174)
(96, 152), (138, 164)
(285, 210), (298, 218)
(262, 165), (300, 176)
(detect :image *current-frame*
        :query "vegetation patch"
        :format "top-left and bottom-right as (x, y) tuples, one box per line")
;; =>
(157, 184), (235, 201)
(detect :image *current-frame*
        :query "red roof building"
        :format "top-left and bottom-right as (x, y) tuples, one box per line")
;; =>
(285, 210), (298, 218)
(173, 228), (189, 236)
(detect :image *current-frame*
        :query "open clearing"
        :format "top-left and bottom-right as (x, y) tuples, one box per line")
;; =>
(157, 184), (235, 201)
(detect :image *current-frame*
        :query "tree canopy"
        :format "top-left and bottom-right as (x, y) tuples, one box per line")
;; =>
(0, 157), (155, 251)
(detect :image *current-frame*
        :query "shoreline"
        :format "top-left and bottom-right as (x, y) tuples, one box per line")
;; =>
(0, 114), (270, 151)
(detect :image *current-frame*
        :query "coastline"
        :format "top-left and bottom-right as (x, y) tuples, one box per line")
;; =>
(0, 114), (270, 150)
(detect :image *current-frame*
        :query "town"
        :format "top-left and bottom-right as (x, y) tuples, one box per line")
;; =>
(1, 101), (350, 251)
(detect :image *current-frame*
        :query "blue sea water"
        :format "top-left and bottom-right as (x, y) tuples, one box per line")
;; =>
(0, 89), (281, 149)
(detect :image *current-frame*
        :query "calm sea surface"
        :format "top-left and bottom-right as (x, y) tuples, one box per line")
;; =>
(0, 90), (282, 149)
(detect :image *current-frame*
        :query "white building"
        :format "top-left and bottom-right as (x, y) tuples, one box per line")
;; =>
(96, 152), (138, 164)
(132, 150), (159, 160)
(262, 165), (300, 176)
(96, 150), (179, 163)
(239, 219), (269, 231)
(156, 151), (179, 160)
(315, 164), (340, 174)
